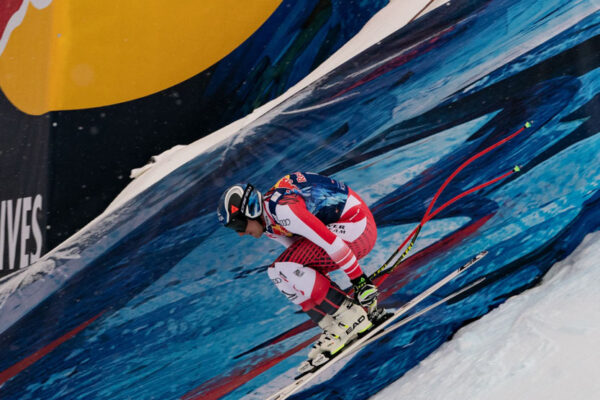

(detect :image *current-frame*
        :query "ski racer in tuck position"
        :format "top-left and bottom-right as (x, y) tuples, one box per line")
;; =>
(217, 172), (382, 370)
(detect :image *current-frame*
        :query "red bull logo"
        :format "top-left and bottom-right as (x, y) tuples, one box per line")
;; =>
(0, 0), (52, 57)
(275, 175), (298, 191)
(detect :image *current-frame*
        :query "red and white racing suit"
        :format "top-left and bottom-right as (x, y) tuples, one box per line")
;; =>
(264, 172), (377, 322)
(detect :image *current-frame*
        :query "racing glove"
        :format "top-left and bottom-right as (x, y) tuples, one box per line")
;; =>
(351, 274), (379, 314)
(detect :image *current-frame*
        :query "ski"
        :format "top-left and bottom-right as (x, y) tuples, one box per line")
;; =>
(344, 275), (486, 355)
(266, 250), (487, 400)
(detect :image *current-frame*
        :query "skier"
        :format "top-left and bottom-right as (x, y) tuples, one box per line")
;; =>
(217, 172), (381, 370)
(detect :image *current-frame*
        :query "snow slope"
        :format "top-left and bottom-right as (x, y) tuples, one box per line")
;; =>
(374, 232), (600, 400)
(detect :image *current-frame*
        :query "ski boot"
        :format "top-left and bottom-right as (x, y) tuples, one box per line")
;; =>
(298, 298), (373, 373)
(365, 298), (389, 324)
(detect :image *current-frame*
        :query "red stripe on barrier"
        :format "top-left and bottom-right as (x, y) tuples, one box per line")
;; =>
(182, 336), (319, 400)
(0, 311), (104, 386)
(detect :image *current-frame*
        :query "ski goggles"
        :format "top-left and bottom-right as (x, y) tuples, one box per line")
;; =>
(225, 214), (248, 233)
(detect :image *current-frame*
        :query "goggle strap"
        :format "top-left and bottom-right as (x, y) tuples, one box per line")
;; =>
(240, 184), (254, 217)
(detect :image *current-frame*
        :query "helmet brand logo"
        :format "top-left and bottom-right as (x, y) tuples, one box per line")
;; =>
(240, 184), (253, 214)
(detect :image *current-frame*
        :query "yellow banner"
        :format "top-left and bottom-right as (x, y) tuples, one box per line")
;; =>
(0, 0), (280, 115)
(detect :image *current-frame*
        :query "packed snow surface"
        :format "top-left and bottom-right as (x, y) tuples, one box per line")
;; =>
(373, 232), (600, 400)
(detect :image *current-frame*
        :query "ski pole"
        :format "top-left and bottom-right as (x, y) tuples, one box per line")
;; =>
(369, 122), (532, 281)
